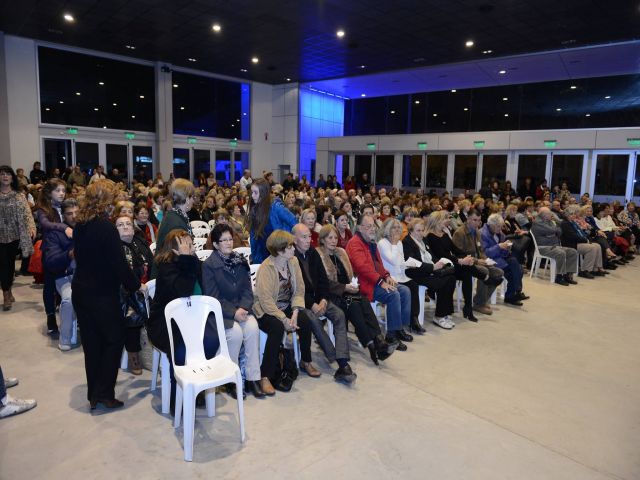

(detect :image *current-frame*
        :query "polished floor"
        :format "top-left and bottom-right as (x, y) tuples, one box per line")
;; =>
(1, 263), (639, 480)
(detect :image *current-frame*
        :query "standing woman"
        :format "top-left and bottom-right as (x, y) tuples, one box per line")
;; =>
(248, 178), (297, 264)
(36, 178), (70, 336)
(72, 180), (142, 410)
(156, 179), (195, 249)
(0, 166), (35, 310)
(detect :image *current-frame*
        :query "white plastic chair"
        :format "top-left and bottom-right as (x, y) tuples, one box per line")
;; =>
(370, 301), (387, 332)
(149, 242), (156, 255)
(192, 227), (210, 239)
(417, 285), (428, 327)
(207, 219), (216, 231)
(193, 238), (207, 251)
(190, 220), (209, 230)
(490, 278), (507, 305)
(249, 264), (260, 288)
(196, 249), (213, 261)
(165, 296), (245, 462)
(529, 233), (557, 283)
(233, 246), (251, 261)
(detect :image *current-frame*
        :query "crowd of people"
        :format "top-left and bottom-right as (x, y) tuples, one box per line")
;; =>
(1, 162), (638, 419)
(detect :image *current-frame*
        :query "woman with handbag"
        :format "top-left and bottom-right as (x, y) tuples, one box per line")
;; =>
(316, 225), (396, 365)
(115, 214), (154, 375)
(252, 230), (318, 395)
(402, 218), (458, 329)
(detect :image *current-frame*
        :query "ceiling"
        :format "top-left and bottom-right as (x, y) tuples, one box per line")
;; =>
(1, 0), (640, 85)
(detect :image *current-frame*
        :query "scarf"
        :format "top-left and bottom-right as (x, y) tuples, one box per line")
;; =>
(173, 207), (193, 236)
(215, 249), (245, 274)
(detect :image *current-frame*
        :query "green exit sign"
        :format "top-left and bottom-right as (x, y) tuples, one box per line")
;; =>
(473, 140), (485, 148)
(544, 139), (557, 148)
(627, 138), (640, 146)
(417, 142), (428, 150)
(125, 132), (136, 140)
(366, 143), (376, 151)
(187, 137), (197, 144)
(229, 139), (238, 148)
(66, 128), (78, 135)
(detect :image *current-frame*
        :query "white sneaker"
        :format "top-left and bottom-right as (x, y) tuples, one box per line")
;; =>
(58, 344), (71, 352)
(0, 395), (37, 419)
(4, 377), (18, 388)
(433, 317), (454, 330)
(444, 316), (456, 328)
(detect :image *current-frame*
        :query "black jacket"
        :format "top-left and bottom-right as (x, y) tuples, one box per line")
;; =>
(147, 255), (204, 354)
(560, 219), (588, 250)
(42, 227), (74, 278)
(402, 235), (435, 282)
(202, 251), (252, 328)
(294, 247), (331, 309)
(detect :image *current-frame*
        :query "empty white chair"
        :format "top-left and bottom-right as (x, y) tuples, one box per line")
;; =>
(193, 238), (207, 251)
(165, 296), (245, 462)
(192, 227), (210, 239)
(145, 279), (171, 415)
(190, 220), (209, 230)
(233, 246), (251, 261)
(196, 249), (213, 261)
(149, 242), (157, 254)
(529, 233), (556, 283)
(207, 219), (216, 230)
(249, 264), (260, 289)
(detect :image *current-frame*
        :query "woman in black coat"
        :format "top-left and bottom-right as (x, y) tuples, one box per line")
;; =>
(72, 180), (141, 410)
(402, 219), (457, 328)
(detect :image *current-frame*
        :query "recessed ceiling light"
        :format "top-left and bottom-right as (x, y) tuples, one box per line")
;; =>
(103, 126), (107, 129)
(390, 110), (395, 114)
(59, 101), (64, 104)
(605, 95), (611, 99)
(358, 65), (366, 69)
(237, 119), (240, 122)
(585, 113), (591, 117)
(556, 108), (562, 111)
(570, 85), (577, 89)
(336, 30), (345, 38)
(442, 121), (447, 124)
(464, 107), (469, 111)
(504, 113), (509, 117)
(240, 68), (248, 73)
(131, 115), (136, 118)
(45, 107), (50, 111)
(360, 93), (366, 97)
(75, 92), (81, 96)
(482, 49), (493, 54)
(502, 97), (508, 101)
(243, 112), (247, 116)
(188, 58), (197, 62)
(139, 95), (144, 99)
(93, 107), (99, 111)
(286, 78), (291, 82)
(251, 57), (259, 64)
(432, 113), (438, 117)
(499, 70), (507, 74)
(112, 103), (117, 106)
(465, 40), (474, 47)
(180, 106), (185, 110)
(63, 13), (75, 22)
(125, 45), (135, 50)
(414, 100), (420, 104)
(451, 89), (457, 93)
(212, 23), (221, 32)
(201, 129), (205, 132)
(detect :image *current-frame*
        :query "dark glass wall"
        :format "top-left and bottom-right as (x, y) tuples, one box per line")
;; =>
(38, 47), (155, 131)
(344, 74), (640, 136)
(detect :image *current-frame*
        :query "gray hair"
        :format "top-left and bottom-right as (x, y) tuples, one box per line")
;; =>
(486, 213), (504, 228)
(378, 218), (402, 241)
(564, 205), (580, 217)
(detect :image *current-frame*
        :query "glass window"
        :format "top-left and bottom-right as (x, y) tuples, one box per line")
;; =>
(594, 154), (629, 196)
(453, 154), (478, 190)
(173, 148), (190, 180)
(172, 72), (250, 140)
(402, 155), (423, 188)
(426, 154), (447, 188)
(481, 154), (507, 187)
(335, 155), (345, 184)
(517, 154), (548, 194)
(76, 142), (99, 176)
(375, 155), (394, 187)
(551, 154), (583, 194)
(106, 144), (128, 183)
(354, 155), (372, 186)
(43, 139), (72, 176)
(38, 47), (155, 132)
(343, 97), (386, 135)
(215, 151), (231, 184)
(634, 156), (640, 198)
(132, 146), (153, 184)
(234, 152), (250, 183)
(193, 150), (211, 183)
(386, 95), (409, 135)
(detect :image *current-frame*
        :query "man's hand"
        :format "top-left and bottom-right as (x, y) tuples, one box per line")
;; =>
(498, 241), (511, 250)
(380, 281), (396, 292)
(234, 308), (249, 322)
(65, 227), (73, 239)
(345, 284), (359, 294)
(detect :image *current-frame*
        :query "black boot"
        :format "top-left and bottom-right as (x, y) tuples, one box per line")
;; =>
(47, 314), (59, 338)
(396, 329), (413, 342)
(245, 380), (266, 399)
(410, 317), (426, 334)
(227, 383), (246, 400)
(463, 305), (478, 322)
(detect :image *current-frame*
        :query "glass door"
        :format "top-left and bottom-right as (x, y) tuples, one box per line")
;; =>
(592, 152), (630, 203)
(75, 141), (100, 178)
(194, 149), (211, 186)
(549, 153), (585, 198)
(173, 148), (190, 180)
(374, 154), (394, 188)
(453, 154), (478, 194)
(234, 152), (250, 183)
(479, 153), (508, 190)
(106, 143), (128, 184)
(425, 154), (447, 191)
(132, 145), (153, 185)
(632, 153), (640, 204)
(354, 155), (372, 188)
(215, 150), (232, 185)
(42, 138), (73, 178)
(516, 153), (550, 198)
(402, 154), (423, 190)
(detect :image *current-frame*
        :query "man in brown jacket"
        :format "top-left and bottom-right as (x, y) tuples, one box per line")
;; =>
(452, 209), (504, 315)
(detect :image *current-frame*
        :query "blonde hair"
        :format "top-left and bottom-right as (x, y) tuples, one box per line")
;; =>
(155, 229), (192, 264)
(77, 179), (119, 224)
(113, 200), (134, 218)
(407, 218), (425, 234)
(424, 211), (449, 236)
(318, 224), (339, 246)
(266, 230), (294, 256)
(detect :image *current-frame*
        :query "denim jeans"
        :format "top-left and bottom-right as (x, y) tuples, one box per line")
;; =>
(373, 283), (411, 332)
(55, 275), (77, 346)
(502, 256), (523, 299)
(0, 364), (6, 403)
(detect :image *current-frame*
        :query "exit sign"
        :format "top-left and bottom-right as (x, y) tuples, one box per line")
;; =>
(125, 132), (136, 140)
(229, 139), (238, 148)
(627, 138), (640, 146)
(187, 137), (197, 144)
(544, 139), (557, 148)
(366, 143), (376, 151)
(473, 140), (485, 149)
(67, 128), (78, 135)
(417, 142), (428, 150)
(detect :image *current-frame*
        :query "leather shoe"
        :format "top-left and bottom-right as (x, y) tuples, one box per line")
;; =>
(260, 377), (276, 396)
(504, 296), (523, 306)
(410, 320), (426, 335)
(555, 277), (569, 285)
(367, 343), (380, 365)
(578, 271), (594, 279)
(396, 329), (413, 342)
(91, 398), (124, 410)
(245, 380), (266, 399)
(516, 292), (530, 300)
(564, 275), (578, 285)
(463, 310), (478, 322)
(394, 340), (407, 351)
(227, 383), (246, 400)
(299, 361), (322, 378)
(473, 305), (493, 315)
(334, 364), (357, 385)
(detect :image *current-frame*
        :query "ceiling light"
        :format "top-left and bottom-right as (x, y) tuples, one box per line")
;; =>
(336, 30), (345, 38)
(240, 68), (248, 73)
(237, 119), (240, 122)
(251, 57), (259, 64)
(465, 40), (474, 47)
(585, 113), (591, 117)
(212, 23), (221, 32)
(605, 95), (611, 99)
(188, 58), (197, 62)
(98, 82), (104, 86)
(63, 13), (75, 22)
(556, 108), (562, 111)
(201, 129), (205, 132)
(360, 93), (366, 97)
(570, 85), (577, 89)
(103, 126), (107, 129)
(243, 112), (247, 116)
(504, 113), (509, 117)
(75, 92), (81, 96)
(131, 115), (136, 118)
(502, 97), (508, 101)
(59, 101), (64, 104)
(286, 78), (291, 82)
(432, 113), (438, 117)
(498, 70), (506, 74)
(464, 107), (469, 111)
(45, 107), (50, 111)
(180, 106), (185, 110)
(390, 110), (395, 114)
(139, 95), (144, 99)
(93, 107), (99, 111)
(414, 100), (420, 104)
(173, 84), (178, 88)
(451, 89), (457, 93)
(482, 49), (493, 54)
(358, 65), (366, 69)
(112, 103), (117, 106)
(125, 45), (135, 50)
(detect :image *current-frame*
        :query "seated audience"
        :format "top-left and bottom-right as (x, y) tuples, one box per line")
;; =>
(134, 203), (158, 245)
(560, 205), (606, 278)
(334, 209), (353, 249)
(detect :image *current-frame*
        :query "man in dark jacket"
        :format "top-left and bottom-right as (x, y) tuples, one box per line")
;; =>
(42, 199), (78, 350)
(292, 224), (356, 385)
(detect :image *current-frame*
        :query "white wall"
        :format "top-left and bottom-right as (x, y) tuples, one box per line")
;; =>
(4, 35), (39, 173)
(250, 81), (275, 177)
(270, 83), (299, 181)
(0, 33), (10, 166)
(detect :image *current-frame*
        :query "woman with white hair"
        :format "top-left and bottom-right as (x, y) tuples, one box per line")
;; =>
(156, 178), (195, 249)
(560, 205), (606, 277)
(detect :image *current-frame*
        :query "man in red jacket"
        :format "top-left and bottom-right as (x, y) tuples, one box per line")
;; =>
(346, 214), (412, 350)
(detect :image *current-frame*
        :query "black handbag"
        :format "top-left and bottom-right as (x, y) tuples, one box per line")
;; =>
(271, 344), (299, 392)
(121, 289), (149, 328)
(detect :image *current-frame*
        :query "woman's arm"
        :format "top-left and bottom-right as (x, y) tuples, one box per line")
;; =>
(290, 258), (306, 310)
(254, 265), (287, 321)
(36, 208), (67, 233)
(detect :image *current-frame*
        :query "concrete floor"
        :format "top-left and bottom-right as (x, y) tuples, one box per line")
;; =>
(1, 263), (639, 480)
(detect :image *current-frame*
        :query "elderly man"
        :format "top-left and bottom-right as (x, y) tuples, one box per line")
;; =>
(531, 207), (578, 286)
(480, 213), (529, 306)
(452, 209), (504, 315)
(89, 165), (106, 184)
(346, 214), (412, 349)
(239, 169), (252, 191)
(560, 205), (606, 278)
(67, 165), (86, 187)
(292, 224), (356, 384)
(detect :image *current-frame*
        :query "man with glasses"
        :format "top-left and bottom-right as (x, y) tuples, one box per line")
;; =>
(346, 214), (412, 350)
(452, 209), (504, 316)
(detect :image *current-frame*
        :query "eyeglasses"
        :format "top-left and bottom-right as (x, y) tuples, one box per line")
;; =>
(115, 223), (133, 229)
(218, 237), (234, 243)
